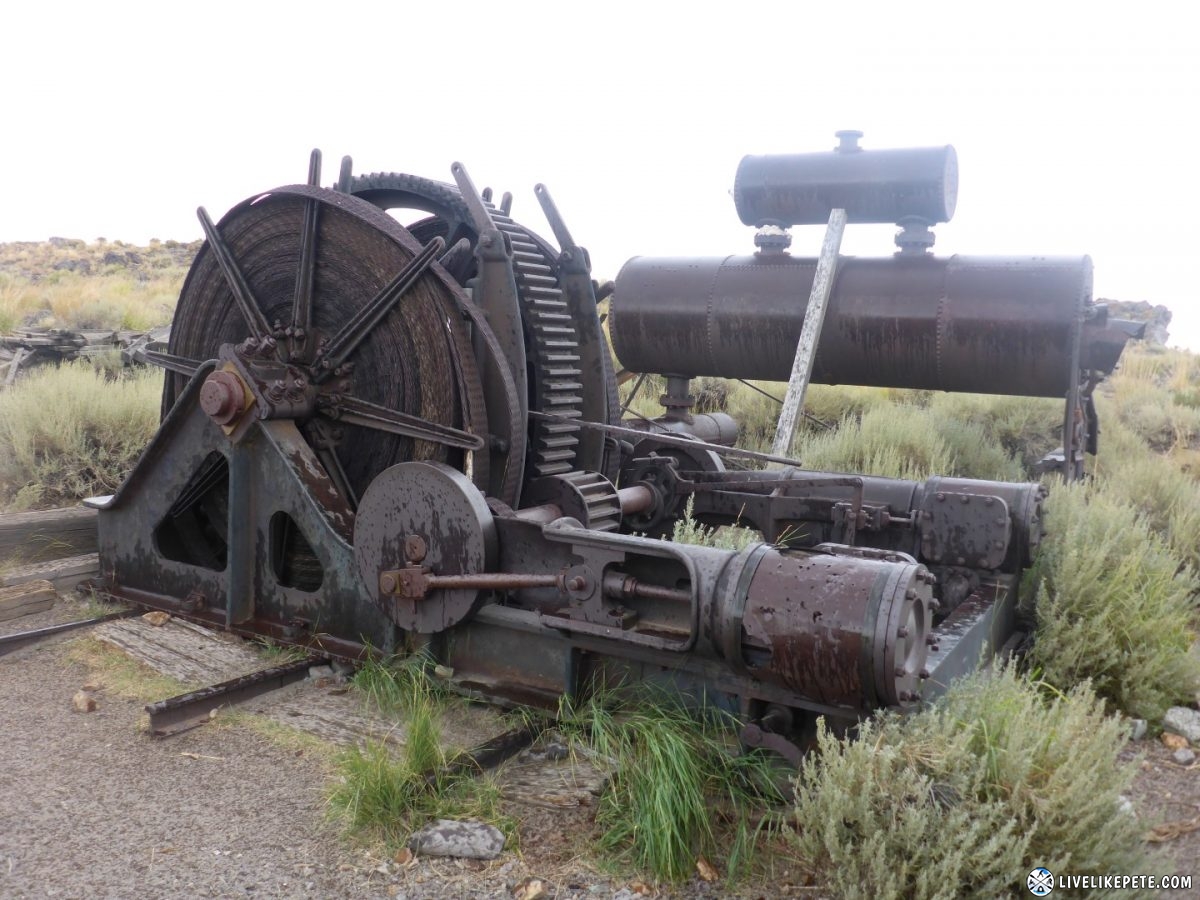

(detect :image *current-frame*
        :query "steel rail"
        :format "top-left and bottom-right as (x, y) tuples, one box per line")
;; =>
(144, 655), (324, 738)
(0, 609), (139, 658)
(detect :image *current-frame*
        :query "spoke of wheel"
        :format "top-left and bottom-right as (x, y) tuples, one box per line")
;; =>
(325, 395), (483, 451)
(311, 237), (445, 383)
(290, 150), (322, 361)
(197, 207), (272, 342)
(450, 162), (497, 234)
(438, 237), (473, 282)
(141, 350), (202, 378)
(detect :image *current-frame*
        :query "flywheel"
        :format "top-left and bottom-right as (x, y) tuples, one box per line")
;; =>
(161, 181), (488, 506)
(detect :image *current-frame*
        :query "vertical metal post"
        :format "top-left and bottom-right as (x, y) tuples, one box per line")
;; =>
(226, 443), (256, 625)
(771, 209), (848, 458)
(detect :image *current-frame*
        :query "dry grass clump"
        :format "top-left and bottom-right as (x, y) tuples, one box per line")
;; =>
(1104, 344), (1200, 451)
(0, 237), (191, 332)
(669, 497), (760, 551)
(1108, 377), (1200, 453)
(789, 403), (1025, 482)
(792, 667), (1157, 899)
(1094, 409), (1200, 570)
(0, 361), (162, 510)
(0, 270), (179, 332)
(926, 391), (1064, 472)
(1024, 481), (1200, 721)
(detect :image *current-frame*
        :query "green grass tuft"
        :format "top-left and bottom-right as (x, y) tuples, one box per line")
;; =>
(668, 496), (760, 551)
(351, 651), (452, 716)
(330, 654), (514, 846)
(558, 689), (786, 883)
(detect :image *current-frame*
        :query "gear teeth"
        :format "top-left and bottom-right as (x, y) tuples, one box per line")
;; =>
(479, 207), (585, 479)
(567, 472), (622, 532)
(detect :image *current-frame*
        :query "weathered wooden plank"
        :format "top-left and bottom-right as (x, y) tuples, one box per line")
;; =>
(0, 507), (98, 564)
(255, 686), (508, 753)
(495, 753), (610, 809)
(0, 579), (56, 622)
(93, 617), (266, 686)
(1, 553), (99, 592)
(88, 614), (606, 810)
(771, 207), (847, 457)
(258, 689), (413, 747)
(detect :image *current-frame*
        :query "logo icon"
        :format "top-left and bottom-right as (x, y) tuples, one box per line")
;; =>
(1028, 867), (1054, 895)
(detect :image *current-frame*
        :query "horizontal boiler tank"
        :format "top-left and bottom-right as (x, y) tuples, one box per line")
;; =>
(609, 254), (1094, 397)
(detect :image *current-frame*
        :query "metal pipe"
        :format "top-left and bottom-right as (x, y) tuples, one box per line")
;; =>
(530, 411), (805, 468)
(424, 572), (561, 591)
(617, 484), (655, 515)
(602, 572), (691, 605)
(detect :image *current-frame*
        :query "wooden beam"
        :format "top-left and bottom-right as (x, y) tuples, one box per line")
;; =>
(771, 209), (848, 458)
(1, 553), (100, 592)
(0, 507), (97, 564)
(0, 579), (56, 622)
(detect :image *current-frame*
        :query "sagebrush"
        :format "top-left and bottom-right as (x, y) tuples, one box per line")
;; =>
(1024, 481), (1200, 720)
(792, 667), (1159, 899)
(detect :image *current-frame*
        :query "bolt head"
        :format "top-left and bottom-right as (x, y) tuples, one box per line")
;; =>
(379, 573), (397, 594)
(199, 370), (245, 425)
(404, 534), (428, 563)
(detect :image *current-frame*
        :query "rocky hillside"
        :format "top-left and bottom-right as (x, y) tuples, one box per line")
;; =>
(0, 239), (194, 335)
(0, 237), (199, 281)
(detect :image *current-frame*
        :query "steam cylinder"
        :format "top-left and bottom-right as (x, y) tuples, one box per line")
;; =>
(712, 545), (933, 709)
(609, 254), (1093, 397)
(734, 145), (958, 226)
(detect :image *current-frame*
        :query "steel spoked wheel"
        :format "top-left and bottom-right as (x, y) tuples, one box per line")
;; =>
(159, 157), (487, 507)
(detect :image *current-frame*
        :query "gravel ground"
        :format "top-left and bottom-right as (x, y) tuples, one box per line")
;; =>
(0, 613), (729, 900)
(0, 635), (389, 899)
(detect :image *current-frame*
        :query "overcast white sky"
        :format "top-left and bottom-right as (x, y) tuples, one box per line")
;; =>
(3, 1), (1197, 350)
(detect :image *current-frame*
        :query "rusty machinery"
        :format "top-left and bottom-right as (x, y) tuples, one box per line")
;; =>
(87, 136), (1138, 758)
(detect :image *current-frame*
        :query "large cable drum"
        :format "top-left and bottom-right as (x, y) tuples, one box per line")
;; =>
(609, 253), (1093, 397)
